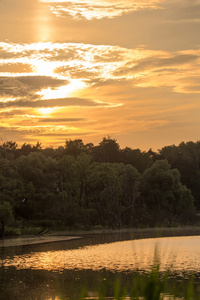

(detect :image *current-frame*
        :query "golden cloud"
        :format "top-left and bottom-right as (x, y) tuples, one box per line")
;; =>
(40, 0), (165, 20)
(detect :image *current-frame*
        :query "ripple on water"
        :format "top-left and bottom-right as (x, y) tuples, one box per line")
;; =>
(2, 236), (200, 274)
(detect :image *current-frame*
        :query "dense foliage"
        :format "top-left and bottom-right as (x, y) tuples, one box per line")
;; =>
(0, 137), (199, 234)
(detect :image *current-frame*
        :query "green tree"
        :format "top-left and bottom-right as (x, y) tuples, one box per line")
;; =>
(0, 201), (14, 238)
(0, 158), (21, 210)
(87, 162), (121, 227)
(94, 136), (121, 163)
(121, 147), (152, 173)
(112, 163), (141, 226)
(16, 152), (59, 221)
(0, 141), (18, 159)
(16, 152), (46, 187)
(139, 160), (195, 226)
(58, 155), (79, 225)
(19, 142), (42, 156)
(57, 153), (94, 227)
(65, 139), (85, 157)
(159, 141), (200, 209)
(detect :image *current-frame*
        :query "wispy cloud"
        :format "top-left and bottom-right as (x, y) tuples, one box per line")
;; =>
(38, 117), (85, 123)
(1, 42), (200, 101)
(0, 97), (119, 108)
(43, 0), (165, 20)
(0, 63), (34, 73)
(162, 0), (200, 23)
(0, 76), (68, 99)
(40, 0), (165, 20)
(1, 41), (200, 148)
(1, 0), (200, 149)
(130, 54), (199, 72)
(0, 124), (94, 146)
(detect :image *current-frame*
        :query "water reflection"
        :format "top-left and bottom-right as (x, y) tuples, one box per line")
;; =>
(1, 234), (200, 300)
(0, 266), (196, 300)
(2, 236), (200, 274)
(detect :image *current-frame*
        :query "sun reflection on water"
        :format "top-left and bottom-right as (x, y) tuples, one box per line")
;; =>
(3, 236), (200, 275)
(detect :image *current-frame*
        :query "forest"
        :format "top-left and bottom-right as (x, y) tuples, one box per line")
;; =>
(0, 137), (200, 236)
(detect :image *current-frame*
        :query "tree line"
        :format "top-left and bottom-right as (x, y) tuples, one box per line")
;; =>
(0, 137), (199, 236)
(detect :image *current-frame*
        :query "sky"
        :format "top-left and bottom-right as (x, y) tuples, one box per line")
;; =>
(0, 0), (200, 150)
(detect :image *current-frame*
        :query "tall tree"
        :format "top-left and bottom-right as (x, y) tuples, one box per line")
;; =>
(0, 201), (14, 238)
(0, 141), (18, 159)
(112, 163), (141, 226)
(121, 147), (152, 173)
(94, 136), (121, 163)
(65, 139), (85, 157)
(87, 162), (122, 227)
(139, 160), (195, 226)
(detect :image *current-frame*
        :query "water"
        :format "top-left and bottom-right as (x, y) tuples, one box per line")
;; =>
(1, 230), (200, 299)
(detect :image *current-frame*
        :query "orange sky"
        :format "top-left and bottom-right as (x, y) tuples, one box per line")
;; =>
(0, 0), (200, 150)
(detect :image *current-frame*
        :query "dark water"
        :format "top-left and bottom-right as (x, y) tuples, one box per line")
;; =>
(1, 229), (200, 299)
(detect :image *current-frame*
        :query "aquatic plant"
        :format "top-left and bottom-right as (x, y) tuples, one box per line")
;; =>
(79, 258), (198, 300)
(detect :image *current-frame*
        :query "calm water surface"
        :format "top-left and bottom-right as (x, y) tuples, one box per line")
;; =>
(2, 235), (200, 273)
(1, 231), (200, 299)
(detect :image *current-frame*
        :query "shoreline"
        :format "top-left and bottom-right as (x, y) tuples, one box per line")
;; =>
(0, 235), (81, 248)
(0, 226), (200, 248)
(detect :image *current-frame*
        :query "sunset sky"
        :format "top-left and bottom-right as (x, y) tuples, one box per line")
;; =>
(0, 0), (200, 150)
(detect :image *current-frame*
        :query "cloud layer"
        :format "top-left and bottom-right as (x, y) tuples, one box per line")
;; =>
(1, 0), (200, 149)
(1, 41), (200, 148)
(1, 42), (200, 98)
(40, 0), (165, 20)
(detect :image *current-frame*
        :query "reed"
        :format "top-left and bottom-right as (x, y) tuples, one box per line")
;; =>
(80, 260), (199, 300)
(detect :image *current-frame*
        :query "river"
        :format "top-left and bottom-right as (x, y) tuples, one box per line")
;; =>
(1, 228), (200, 299)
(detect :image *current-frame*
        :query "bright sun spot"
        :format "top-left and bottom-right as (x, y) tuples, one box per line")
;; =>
(33, 60), (55, 76)
(37, 107), (57, 115)
(37, 79), (87, 99)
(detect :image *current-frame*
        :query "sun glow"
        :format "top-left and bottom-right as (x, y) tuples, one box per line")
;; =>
(35, 3), (52, 42)
(37, 107), (58, 115)
(37, 79), (87, 99)
(33, 60), (56, 76)
(39, 0), (165, 20)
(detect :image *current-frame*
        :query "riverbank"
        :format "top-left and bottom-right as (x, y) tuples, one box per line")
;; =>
(0, 235), (81, 248)
(52, 226), (200, 237)
(1, 226), (200, 248)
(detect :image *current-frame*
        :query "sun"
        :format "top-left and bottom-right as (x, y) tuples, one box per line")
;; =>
(37, 107), (57, 115)
(33, 59), (55, 76)
(37, 79), (87, 100)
